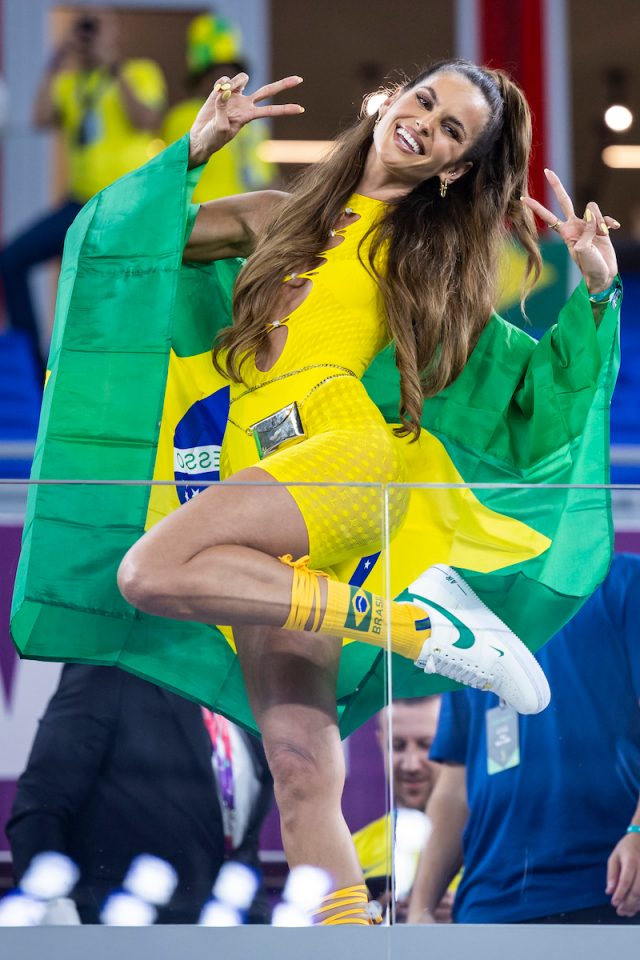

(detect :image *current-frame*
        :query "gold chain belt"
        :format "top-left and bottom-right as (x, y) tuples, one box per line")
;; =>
(226, 365), (357, 459)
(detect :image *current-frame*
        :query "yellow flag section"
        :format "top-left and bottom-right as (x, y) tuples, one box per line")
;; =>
(145, 349), (229, 528)
(146, 344), (551, 655)
(145, 348), (237, 650)
(333, 424), (551, 609)
(497, 242), (558, 314)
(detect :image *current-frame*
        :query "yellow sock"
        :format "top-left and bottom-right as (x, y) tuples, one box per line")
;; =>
(313, 883), (378, 926)
(280, 556), (430, 661)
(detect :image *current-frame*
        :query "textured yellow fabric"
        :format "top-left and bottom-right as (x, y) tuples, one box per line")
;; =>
(353, 813), (391, 881)
(220, 193), (409, 570)
(52, 60), (167, 201)
(162, 101), (274, 202)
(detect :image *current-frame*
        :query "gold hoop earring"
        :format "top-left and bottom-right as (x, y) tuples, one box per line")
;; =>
(439, 178), (448, 198)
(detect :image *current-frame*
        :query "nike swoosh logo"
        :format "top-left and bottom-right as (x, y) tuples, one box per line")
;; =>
(396, 589), (475, 647)
(490, 646), (505, 657)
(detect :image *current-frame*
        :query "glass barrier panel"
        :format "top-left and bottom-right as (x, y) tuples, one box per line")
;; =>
(0, 478), (392, 928)
(385, 482), (640, 932)
(4, 478), (640, 938)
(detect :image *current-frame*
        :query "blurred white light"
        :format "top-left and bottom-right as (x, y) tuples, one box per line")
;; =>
(100, 892), (157, 926)
(123, 855), (178, 906)
(394, 809), (431, 901)
(41, 898), (81, 925)
(0, 77), (9, 137)
(271, 902), (311, 927)
(282, 865), (332, 913)
(604, 104), (633, 132)
(212, 862), (258, 910)
(365, 92), (387, 117)
(0, 892), (46, 926)
(20, 853), (79, 901)
(198, 899), (242, 926)
(395, 808), (431, 851)
(602, 144), (640, 168)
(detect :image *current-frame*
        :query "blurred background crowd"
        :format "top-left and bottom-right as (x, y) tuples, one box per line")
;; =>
(1, 0), (640, 932)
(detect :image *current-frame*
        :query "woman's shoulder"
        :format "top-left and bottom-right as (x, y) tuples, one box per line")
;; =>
(187, 189), (289, 261)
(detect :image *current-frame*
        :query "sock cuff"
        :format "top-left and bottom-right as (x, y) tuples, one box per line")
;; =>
(314, 883), (373, 926)
(280, 554), (327, 632)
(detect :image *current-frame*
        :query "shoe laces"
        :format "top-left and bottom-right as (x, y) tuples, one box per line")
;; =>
(424, 652), (493, 690)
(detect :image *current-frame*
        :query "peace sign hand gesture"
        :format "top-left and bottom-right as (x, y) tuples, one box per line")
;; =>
(188, 72), (304, 168)
(522, 169), (620, 295)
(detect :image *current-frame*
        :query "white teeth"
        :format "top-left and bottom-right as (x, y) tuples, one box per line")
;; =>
(397, 126), (421, 154)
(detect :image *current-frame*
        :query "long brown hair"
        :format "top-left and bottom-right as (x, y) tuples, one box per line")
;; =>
(214, 59), (541, 438)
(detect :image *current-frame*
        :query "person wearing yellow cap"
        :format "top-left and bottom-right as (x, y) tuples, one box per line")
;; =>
(162, 12), (274, 203)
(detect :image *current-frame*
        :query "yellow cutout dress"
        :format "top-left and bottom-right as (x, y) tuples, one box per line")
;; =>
(219, 193), (408, 570)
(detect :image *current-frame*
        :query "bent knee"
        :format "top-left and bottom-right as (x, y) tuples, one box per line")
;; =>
(117, 553), (165, 614)
(267, 738), (343, 806)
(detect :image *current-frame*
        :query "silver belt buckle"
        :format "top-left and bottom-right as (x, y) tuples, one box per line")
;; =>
(249, 401), (305, 459)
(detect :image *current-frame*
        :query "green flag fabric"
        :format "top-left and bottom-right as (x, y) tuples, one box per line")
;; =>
(10, 136), (621, 737)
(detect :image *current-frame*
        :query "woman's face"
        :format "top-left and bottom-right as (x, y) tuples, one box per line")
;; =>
(372, 71), (491, 188)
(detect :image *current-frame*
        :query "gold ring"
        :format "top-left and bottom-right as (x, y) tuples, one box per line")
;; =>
(550, 219), (562, 232)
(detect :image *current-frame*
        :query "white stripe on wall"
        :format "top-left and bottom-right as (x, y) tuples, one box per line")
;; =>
(542, 0), (573, 203)
(454, 0), (480, 62)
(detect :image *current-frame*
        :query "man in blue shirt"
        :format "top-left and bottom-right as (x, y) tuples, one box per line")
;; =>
(407, 554), (640, 924)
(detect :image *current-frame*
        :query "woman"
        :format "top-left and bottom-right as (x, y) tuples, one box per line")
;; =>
(117, 60), (619, 924)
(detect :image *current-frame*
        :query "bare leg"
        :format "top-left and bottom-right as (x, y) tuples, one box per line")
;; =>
(234, 623), (365, 892)
(118, 466), (426, 663)
(118, 467), (313, 623)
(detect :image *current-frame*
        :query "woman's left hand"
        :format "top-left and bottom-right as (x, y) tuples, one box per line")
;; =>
(521, 169), (619, 295)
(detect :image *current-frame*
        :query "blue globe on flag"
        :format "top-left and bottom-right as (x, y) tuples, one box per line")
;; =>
(173, 386), (230, 504)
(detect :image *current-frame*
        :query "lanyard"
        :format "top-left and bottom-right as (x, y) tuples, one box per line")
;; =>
(74, 67), (112, 114)
(202, 710), (235, 852)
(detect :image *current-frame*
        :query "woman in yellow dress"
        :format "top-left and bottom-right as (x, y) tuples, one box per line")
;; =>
(116, 61), (619, 923)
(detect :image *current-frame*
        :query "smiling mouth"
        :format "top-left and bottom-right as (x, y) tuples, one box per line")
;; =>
(395, 125), (424, 155)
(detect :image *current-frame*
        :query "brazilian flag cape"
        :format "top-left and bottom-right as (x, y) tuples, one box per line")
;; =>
(10, 136), (621, 737)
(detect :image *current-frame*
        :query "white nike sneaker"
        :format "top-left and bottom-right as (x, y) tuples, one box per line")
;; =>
(406, 564), (550, 715)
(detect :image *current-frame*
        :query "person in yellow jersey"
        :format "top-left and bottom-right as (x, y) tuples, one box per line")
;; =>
(353, 697), (455, 922)
(112, 62), (620, 925)
(0, 9), (166, 378)
(162, 12), (274, 203)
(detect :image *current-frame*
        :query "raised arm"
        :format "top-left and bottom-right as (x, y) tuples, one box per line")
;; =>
(522, 169), (620, 306)
(406, 762), (468, 924)
(184, 72), (304, 262)
(185, 189), (289, 261)
(32, 39), (74, 129)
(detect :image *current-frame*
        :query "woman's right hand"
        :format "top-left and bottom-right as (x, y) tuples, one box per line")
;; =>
(188, 73), (304, 168)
